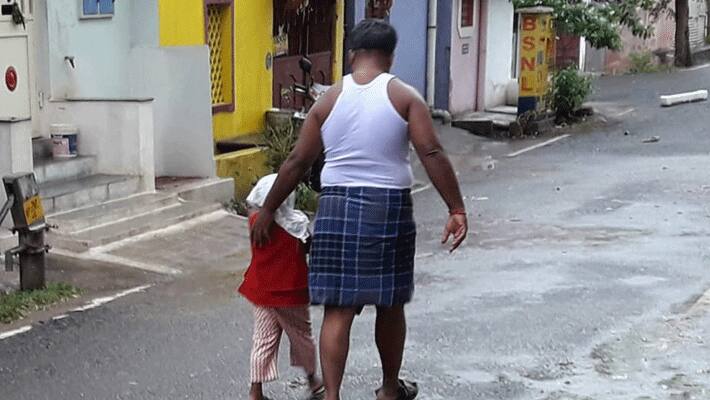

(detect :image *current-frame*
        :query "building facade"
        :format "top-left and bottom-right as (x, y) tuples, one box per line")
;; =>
(1, 0), (345, 206)
(344, 0), (517, 115)
(441, 0), (517, 114)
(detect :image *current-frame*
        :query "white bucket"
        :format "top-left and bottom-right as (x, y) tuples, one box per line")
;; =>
(50, 124), (79, 158)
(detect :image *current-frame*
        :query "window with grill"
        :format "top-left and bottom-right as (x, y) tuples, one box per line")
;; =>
(205, 0), (234, 112)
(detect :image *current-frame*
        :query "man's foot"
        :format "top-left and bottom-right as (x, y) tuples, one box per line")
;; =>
(375, 380), (418, 400)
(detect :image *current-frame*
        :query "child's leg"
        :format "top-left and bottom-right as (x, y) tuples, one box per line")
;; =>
(275, 307), (321, 390)
(250, 306), (283, 398)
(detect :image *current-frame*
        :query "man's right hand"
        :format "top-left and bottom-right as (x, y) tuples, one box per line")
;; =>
(251, 209), (275, 248)
(442, 214), (468, 252)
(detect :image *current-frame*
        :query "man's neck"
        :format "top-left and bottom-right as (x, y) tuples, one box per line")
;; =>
(351, 57), (388, 75)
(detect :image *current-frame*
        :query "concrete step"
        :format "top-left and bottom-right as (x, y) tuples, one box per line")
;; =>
(40, 174), (142, 215)
(486, 105), (518, 116)
(453, 111), (518, 137)
(168, 177), (235, 204)
(49, 192), (178, 232)
(34, 156), (96, 184)
(49, 201), (223, 252)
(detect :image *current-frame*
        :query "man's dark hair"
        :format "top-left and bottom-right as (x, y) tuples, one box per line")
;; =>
(350, 19), (397, 55)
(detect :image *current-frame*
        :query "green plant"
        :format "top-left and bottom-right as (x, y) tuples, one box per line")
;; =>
(548, 67), (593, 119)
(260, 120), (319, 212)
(628, 51), (659, 74)
(226, 198), (249, 216)
(0, 283), (80, 324)
(262, 120), (298, 172)
(705, 35), (710, 45)
(296, 184), (319, 213)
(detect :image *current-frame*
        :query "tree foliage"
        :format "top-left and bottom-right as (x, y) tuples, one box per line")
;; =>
(513, 0), (671, 50)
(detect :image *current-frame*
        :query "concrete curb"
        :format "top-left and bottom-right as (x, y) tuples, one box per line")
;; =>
(660, 90), (708, 107)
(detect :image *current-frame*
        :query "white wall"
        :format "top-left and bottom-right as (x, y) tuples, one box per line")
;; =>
(42, 100), (155, 192)
(449, 0), (481, 114)
(0, 120), (33, 229)
(46, 0), (158, 99)
(130, 46), (216, 178)
(40, 0), (213, 178)
(47, 0), (129, 99)
(483, 0), (515, 110)
(31, 0), (52, 137)
(0, 120), (33, 176)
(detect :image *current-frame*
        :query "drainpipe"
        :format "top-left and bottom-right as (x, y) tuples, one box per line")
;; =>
(475, 0), (488, 112)
(426, 0), (437, 107)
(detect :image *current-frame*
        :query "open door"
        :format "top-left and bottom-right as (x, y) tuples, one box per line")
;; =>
(272, 0), (335, 110)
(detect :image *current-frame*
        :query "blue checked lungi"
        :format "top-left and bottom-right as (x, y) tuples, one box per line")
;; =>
(309, 186), (417, 307)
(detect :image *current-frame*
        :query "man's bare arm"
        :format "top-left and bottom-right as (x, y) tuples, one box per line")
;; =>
(390, 81), (468, 251)
(251, 84), (342, 247)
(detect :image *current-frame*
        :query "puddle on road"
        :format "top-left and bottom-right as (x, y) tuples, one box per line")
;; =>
(619, 275), (668, 287)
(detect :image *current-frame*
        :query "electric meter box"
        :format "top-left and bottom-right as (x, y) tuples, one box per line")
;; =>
(0, 34), (31, 120)
(3, 172), (45, 231)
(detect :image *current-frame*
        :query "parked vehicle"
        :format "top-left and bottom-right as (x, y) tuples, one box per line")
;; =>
(293, 56), (329, 192)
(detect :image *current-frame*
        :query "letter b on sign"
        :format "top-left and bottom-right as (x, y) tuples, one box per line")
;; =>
(522, 16), (536, 31)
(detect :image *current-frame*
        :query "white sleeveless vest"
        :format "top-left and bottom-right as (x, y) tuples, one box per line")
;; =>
(320, 73), (413, 189)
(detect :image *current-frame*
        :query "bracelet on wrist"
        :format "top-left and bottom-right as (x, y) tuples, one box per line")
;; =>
(449, 208), (466, 216)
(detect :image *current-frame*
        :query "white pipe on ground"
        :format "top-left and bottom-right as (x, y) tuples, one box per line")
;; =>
(426, 0), (437, 106)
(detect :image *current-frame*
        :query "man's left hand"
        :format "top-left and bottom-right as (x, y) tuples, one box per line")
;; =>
(442, 214), (468, 252)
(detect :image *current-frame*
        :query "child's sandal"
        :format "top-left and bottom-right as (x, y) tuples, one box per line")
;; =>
(308, 385), (325, 400)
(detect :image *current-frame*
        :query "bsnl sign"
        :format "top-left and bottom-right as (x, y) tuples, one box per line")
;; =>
(517, 7), (555, 114)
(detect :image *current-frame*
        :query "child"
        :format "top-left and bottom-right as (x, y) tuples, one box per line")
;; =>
(238, 174), (324, 400)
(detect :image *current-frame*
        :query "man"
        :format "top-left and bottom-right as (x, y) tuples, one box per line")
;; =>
(252, 20), (467, 400)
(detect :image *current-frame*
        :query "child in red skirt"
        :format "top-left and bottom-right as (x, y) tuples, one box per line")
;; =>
(239, 175), (324, 400)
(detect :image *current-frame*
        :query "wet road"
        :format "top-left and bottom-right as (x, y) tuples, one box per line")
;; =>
(1, 66), (709, 399)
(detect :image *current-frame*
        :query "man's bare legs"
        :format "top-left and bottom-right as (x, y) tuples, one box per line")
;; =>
(375, 305), (407, 400)
(320, 306), (358, 400)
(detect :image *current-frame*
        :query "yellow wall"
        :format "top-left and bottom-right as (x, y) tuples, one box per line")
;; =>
(215, 148), (270, 200)
(158, 0), (345, 142)
(213, 1), (273, 141)
(158, 0), (205, 47)
(332, 0), (345, 82)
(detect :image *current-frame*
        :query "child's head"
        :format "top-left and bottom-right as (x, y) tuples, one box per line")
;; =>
(246, 174), (311, 242)
(246, 174), (296, 211)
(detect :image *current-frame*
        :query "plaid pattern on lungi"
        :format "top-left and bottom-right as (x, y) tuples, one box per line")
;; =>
(309, 186), (416, 307)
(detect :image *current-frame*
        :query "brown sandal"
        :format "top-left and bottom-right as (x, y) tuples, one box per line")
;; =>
(375, 379), (419, 400)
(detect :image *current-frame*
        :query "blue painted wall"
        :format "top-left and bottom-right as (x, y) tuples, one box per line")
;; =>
(435, 0), (453, 110)
(388, 0), (428, 95)
(348, 0), (428, 96)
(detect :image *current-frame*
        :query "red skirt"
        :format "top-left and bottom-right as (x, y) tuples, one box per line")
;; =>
(238, 213), (310, 307)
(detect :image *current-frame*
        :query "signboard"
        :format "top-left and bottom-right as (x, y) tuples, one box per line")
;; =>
(518, 13), (554, 98)
(23, 195), (45, 226)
